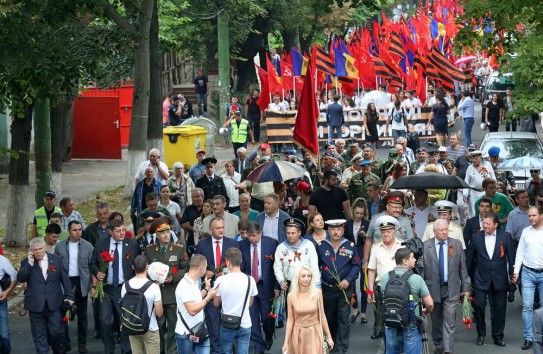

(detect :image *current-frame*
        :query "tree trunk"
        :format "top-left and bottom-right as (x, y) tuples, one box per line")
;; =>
(235, 60), (257, 94)
(123, 0), (155, 197)
(50, 95), (74, 195)
(4, 100), (33, 247)
(281, 28), (300, 53)
(147, 0), (164, 155)
(34, 98), (52, 207)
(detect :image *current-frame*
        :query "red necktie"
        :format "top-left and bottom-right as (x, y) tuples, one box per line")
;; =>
(215, 240), (221, 268)
(252, 244), (259, 283)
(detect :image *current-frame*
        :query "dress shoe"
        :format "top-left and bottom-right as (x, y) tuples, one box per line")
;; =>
(476, 336), (485, 346)
(522, 340), (533, 350)
(265, 337), (273, 351)
(350, 312), (360, 323)
(493, 338), (506, 347)
(360, 316), (368, 324)
(78, 345), (87, 354)
(370, 331), (383, 339)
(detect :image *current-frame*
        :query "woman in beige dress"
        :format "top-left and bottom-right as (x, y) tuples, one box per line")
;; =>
(282, 265), (334, 354)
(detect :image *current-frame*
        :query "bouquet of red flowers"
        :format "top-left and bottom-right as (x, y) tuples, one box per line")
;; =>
(269, 258), (290, 325)
(461, 295), (474, 329)
(323, 257), (349, 304)
(94, 251), (115, 301)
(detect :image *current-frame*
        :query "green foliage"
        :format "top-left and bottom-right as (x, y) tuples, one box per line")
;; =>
(456, 0), (543, 117)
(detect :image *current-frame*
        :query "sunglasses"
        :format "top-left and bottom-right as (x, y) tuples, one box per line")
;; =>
(531, 170), (540, 173)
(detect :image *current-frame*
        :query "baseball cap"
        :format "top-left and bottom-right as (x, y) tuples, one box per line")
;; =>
(44, 190), (56, 198)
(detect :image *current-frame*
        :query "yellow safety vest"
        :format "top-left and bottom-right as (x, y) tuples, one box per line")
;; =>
(231, 119), (249, 143)
(35, 206), (61, 238)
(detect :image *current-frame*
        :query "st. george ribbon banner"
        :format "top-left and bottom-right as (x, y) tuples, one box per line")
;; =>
(266, 106), (458, 144)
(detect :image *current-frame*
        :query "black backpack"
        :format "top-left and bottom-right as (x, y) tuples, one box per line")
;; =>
(382, 270), (413, 328)
(120, 280), (154, 335)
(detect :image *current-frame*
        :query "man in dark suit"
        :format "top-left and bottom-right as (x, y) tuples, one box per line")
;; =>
(18, 237), (75, 354)
(255, 193), (290, 243)
(90, 219), (139, 354)
(195, 217), (240, 354)
(135, 211), (161, 254)
(466, 213), (515, 347)
(463, 197), (492, 249)
(239, 222), (278, 354)
(326, 94), (344, 145)
(423, 219), (470, 354)
(233, 147), (248, 178)
(195, 157), (230, 207)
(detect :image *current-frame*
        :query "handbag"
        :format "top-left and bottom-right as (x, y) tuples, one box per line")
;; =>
(177, 308), (209, 342)
(220, 275), (251, 330)
(0, 274), (10, 290)
(317, 297), (330, 354)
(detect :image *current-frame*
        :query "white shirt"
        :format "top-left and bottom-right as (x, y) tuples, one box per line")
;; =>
(121, 277), (162, 331)
(38, 254), (49, 280)
(514, 225), (543, 273)
(215, 272), (258, 329)
(107, 238), (125, 284)
(435, 238), (449, 283)
(401, 98), (422, 120)
(68, 242), (79, 277)
(267, 102), (285, 113)
(273, 239), (321, 287)
(161, 200), (182, 233)
(485, 231), (497, 259)
(405, 205), (438, 237)
(221, 172), (242, 208)
(263, 212), (279, 241)
(134, 160), (170, 183)
(0, 256), (16, 292)
(176, 274), (205, 335)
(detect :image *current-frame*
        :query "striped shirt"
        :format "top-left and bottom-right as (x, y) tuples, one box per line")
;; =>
(447, 145), (467, 162)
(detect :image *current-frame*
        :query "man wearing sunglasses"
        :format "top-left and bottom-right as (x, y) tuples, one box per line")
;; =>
(526, 169), (543, 207)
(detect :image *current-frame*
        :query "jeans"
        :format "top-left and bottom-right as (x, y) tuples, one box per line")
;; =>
(220, 326), (251, 354)
(521, 267), (543, 341)
(175, 333), (210, 354)
(385, 325), (422, 354)
(328, 125), (342, 144)
(391, 129), (406, 144)
(463, 117), (474, 146)
(0, 300), (11, 354)
(196, 93), (208, 116)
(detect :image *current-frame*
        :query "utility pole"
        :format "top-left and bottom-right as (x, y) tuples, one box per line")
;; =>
(217, 9), (230, 126)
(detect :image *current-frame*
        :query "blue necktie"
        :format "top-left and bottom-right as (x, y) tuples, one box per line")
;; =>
(438, 242), (445, 286)
(113, 242), (120, 287)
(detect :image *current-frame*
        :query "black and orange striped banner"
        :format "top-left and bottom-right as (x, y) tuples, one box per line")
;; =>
(266, 107), (458, 144)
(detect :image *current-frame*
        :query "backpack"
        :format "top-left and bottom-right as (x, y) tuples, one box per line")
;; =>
(119, 280), (154, 335)
(382, 270), (413, 328)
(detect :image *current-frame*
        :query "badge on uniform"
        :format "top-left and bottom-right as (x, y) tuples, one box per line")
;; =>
(325, 250), (330, 257)
(169, 255), (178, 262)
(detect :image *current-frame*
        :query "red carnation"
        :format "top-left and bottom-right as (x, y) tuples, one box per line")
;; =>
(171, 267), (179, 275)
(330, 257), (336, 262)
(323, 266), (329, 271)
(63, 316), (69, 323)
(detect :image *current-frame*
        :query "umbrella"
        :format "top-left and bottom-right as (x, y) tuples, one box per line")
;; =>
(359, 90), (390, 109)
(245, 160), (307, 183)
(497, 157), (543, 170)
(454, 55), (477, 66)
(389, 172), (470, 190)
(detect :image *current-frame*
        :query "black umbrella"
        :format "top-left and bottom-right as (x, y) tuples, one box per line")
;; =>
(389, 172), (470, 190)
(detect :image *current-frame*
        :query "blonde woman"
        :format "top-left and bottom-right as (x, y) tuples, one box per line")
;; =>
(282, 265), (334, 354)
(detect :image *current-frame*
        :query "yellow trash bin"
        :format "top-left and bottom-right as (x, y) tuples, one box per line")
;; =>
(163, 125), (208, 169)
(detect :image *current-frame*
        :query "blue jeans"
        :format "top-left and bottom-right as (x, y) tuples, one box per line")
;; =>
(385, 325), (422, 354)
(0, 300), (10, 354)
(328, 125), (342, 144)
(521, 268), (543, 341)
(175, 333), (210, 354)
(196, 93), (208, 116)
(391, 129), (406, 144)
(463, 117), (474, 146)
(220, 326), (251, 354)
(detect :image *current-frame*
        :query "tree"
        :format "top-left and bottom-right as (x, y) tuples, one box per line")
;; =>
(456, 0), (543, 117)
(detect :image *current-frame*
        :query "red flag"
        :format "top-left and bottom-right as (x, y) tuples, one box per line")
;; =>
(293, 58), (319, 156)
(255, 64), (270, 112)
(281, 60), (295, 91)
(266, 56), (282, 95)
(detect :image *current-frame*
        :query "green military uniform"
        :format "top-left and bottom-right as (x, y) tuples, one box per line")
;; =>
(370, 159), (383, 177)
(146, 241), (189, 354)
(438, 158), (454, 175)
(348, 172), (380, 202)
(342, 150), (358, 168)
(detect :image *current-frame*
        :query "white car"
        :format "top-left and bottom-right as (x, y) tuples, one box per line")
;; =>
(480, 132), (543, 189)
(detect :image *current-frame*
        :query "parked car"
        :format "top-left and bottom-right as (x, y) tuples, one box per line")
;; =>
(481, 72), (516, 122)
(480, 132), (543, 189)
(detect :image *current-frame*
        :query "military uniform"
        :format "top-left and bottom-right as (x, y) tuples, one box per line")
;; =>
(136, 206), (171, 231)
(146, 241), (189, 354)
(368, 159), (383, 178)
(348, 172), (380, 202)
(438, 158), (454, 175)
(342, 150), (358, 168)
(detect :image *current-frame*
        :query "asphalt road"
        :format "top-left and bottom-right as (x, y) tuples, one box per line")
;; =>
(7, 101), (535, 353)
